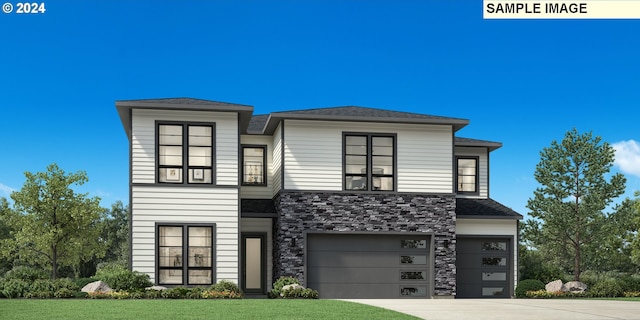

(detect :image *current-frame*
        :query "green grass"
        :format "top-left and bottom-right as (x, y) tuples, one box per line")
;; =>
(591, 297), (640, 302)
(0, 299), (420, 320)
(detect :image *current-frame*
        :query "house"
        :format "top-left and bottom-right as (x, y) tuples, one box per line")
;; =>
(116, 98), (522, 299)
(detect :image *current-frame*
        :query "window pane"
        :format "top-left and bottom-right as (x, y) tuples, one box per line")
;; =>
(372, 177), (393, 191)
(482, 257), (507, 266)
(346, 136), (366, 146)
(400, 255), (427, 264)
(401, 286), (427, 297)
(159, 168), (183, 183)
(482, 242), (507, 251)
(346, 176), (367, 190)
(189, 227), (212, 246)
(243, 147), (265, 185)
(159, 247), (183, 267)
(401, 271), (427, 280)
(482, 272), (507, 281)
(160, 227), (183, 246)
(188, 126), (212, 145)
(189, 147), (212, 166)
(345, 145), (367, 155)
(345, 156), (367, 174)
(189, 247), (212, 267)
(482, 287), (504, 296)
(401, 240), (428, 248)
(159, 270), (183, 285)
(159, 146), (183, 165)
(159, 134), (182, 145)
(188, 270), (212, 285)
(159, 125), (182, 136)
(188, 169), (212, 183)
(372, 136), (393, 147)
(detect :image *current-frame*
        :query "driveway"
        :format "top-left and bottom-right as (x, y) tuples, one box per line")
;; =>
(343, 299), (640, 320)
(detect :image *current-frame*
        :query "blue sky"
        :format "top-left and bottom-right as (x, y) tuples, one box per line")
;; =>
(1, 1), (639, 219)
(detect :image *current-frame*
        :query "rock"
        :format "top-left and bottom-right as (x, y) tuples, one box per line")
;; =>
(545, 280), (563, 292)
(280, 284), (304, 296)
(145, 285), (168, 291)
(562, 281), (588, 293)
(81, 280), (112, 293)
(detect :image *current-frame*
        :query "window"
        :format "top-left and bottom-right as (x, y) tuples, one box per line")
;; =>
(344, 134), (395, 191)
(158, 123), (214, 184)
(456, 157), (478, 193)
(158, 224), (215, 285)
(242, 145), (266, 186)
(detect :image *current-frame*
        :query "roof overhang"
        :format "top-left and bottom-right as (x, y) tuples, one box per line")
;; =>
(116, 100), (254, 139)
(455, 138), (502, 152)
(261, 112), (470, 135)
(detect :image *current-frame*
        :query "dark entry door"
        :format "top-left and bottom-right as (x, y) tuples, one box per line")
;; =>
(241, 233), (266, 294)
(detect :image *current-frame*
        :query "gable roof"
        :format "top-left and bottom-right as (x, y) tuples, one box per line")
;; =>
(455, 137), (502, 151)
(455, 198), (522, 219)
(115, 98), (254, 138)
(256, 106), (469, 134)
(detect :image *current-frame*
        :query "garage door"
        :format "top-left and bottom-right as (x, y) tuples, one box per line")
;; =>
(307, 234), (431, 298)
(456, 237), (511, 298)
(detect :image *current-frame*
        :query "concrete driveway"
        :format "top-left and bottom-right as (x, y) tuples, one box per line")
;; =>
(343, 299), (640, 320)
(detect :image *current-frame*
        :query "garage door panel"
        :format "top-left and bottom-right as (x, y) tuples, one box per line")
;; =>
(456, 237), (512, 299)
(307, 233), (431, 299)
(308, 251), (400, 268)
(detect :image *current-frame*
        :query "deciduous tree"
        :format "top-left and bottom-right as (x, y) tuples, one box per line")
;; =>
(524, 129), (626, 281)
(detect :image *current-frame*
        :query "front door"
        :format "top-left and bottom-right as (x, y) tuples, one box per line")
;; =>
(241, 233), (266, 294)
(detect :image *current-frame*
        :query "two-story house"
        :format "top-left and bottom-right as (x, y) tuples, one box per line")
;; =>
(116, 98), (521, 299)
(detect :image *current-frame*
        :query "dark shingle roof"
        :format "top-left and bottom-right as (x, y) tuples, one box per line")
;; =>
(456, 198), (522, 219)
(455, 137), (502, 151)
(247, 114), (269, 134)
(117, 97), (252, 108)
(241, 199), (277, 216)
(259, 106), (469, 134)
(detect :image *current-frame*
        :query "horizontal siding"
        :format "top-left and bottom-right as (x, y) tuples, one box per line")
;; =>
(131, 185), (239, 284)
(455, 147), (488, 198)
(272, 123), (283, 196)
(283, 119), (453, 193)
(240, 135), (274, 199)
(240, 218), (273, 291)
(131, 109), (238, 185)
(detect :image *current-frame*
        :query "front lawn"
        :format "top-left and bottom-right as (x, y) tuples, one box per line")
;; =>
(0, 299), (420, 320)
(592, 297), (640, 302)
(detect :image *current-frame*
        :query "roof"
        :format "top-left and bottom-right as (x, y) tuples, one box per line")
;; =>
(455, 137), (502, 151)
(247, 114), (269, 134)
(259, 106), (469, 134)
(115, 98), (254, 138)
(455, 198), (522, 219)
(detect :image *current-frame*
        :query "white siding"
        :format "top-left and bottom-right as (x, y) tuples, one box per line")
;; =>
(130, 186), (239, 284)
(283, 119), (453, 193)
(272, 123), (283, 196)
(455, 147), (488, 198)
(240, 218), (273, 291)
(131, 109), (238, 185)
(456, 218), (519, 291)
(240, 135), (274, 199)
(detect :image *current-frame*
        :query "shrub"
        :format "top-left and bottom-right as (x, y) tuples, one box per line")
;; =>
(161, 287), (190, 299)
(54, 288), (75, 299)
(75, 277), (96, 289)
(4, 266), (48, 282)
(53, 278), (79, 292)
(590, 279), (624, 297)
(281, 287), (319, 299)
(94, 264), (151, 292)
(1, 279), (30, 298)
(201, 290), (243, 299)
(618, 274), (640, 292)
(144, 289), (163, 299)
(624, 291), (640, 297)
(74, 291), (88, 299)
(211, 280), (242, 295)
(30, 279), (56, 293)
(268, 276), (300, 299)
(186, 287), (205, 299)
(515, 279), (545, 298)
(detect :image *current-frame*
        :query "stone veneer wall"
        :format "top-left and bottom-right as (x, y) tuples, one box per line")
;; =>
(274, 192), (457, 297)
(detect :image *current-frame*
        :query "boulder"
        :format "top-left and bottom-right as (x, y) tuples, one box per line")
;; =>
(545, 280), (563, 293)
(281, 284), (304, 296)
(562, 281), (588, 293)
(81, 280), (112, 293)
(145, 285), (168, 291)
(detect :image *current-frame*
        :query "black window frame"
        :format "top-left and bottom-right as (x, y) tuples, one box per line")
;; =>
(156, 223), (216, 286)
(241, 145), (268, 187)
(343, 132), (397, 192)
(156, 121), (216, 185)
(456, 156), (479, 194)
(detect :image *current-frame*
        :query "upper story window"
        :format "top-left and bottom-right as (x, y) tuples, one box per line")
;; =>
(242, 145), (267, 186)
(344, 134), (395, 191)
(158, 123), (214, 184)
(456, 157), (478, 193)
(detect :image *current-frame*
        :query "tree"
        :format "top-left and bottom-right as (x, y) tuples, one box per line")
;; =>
(629, 193), (640, 267)
(100, 201), (130, 267)
(524, 129), (626, 281)
(0, 163), (105, 279)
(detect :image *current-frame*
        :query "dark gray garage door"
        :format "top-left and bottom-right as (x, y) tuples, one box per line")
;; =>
(307, 234), (431, 298)
(456, 237), (512, 298)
